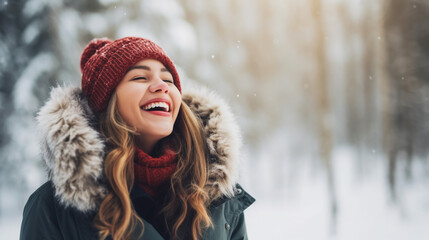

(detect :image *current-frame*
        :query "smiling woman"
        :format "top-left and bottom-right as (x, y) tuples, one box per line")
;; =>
(116, 59), (182, 154)
(19, 36), (254, 240)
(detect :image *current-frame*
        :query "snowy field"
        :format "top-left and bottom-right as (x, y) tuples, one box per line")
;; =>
(244, 148), (429, 240)
(2, 147), (429, 239)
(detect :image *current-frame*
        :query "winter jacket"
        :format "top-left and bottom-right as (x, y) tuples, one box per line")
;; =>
(20, 86), (255, 240)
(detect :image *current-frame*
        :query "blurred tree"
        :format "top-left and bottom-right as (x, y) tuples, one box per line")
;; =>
(383, 0), (426, 199)
(310, 0), (337, 232)
(0, 0), (56, 214)
(337, 1), (379, 169)
(337, 3), (365, 162)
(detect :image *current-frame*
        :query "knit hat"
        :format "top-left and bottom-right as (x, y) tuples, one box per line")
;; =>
(80, 36), (181, 113)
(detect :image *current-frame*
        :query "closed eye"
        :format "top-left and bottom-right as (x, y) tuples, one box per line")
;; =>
(131, 77), (147, 81)
(163, 79), (173, 83)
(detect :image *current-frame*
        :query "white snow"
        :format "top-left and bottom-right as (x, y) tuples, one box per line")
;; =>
(13, 53), (56, 111)
(165, 20), (198, 57)
(84, 13), (109, 36)
(245, 147), (429, 240)
(22, 21), (41, 44)
(98, 0), (120, 6)
(0, 214), (21, 240)
(22, 0), (46, 18)
(140, 0), (185, 19)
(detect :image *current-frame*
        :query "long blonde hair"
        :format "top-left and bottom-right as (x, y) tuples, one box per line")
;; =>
(94, 93), (212, 240)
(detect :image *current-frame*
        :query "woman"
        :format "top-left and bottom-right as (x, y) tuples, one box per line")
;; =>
(20, 36), (254, 240)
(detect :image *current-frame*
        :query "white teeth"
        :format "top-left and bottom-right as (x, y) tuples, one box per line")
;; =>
(143, 102), (170, 112)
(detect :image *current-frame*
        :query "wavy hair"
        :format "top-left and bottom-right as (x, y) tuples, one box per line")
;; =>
(93, 93), (212, 240)
(160, 101), (213, 240)
(93, 93), (141, 240)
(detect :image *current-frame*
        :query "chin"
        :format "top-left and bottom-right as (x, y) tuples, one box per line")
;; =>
(159, 129), (174, 138)
(156, 125), (174, 135)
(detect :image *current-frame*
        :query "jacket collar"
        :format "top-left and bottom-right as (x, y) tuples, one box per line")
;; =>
(37, 85), (242, 213)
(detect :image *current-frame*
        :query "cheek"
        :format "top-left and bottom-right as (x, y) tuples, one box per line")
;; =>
(116, 92), (138, 124)
(116, 98), (130, 123)
(173, 94), (182, 114)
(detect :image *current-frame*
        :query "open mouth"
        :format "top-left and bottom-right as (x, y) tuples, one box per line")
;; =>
(141, 101), (170, 112)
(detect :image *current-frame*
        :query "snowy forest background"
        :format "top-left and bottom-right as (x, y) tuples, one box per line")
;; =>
(1, 0), (429, 239)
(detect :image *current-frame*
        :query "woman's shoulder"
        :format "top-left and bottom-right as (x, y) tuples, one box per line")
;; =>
(210, 184), (255, 214)
(21, 181), (100, 240)
(21, 181), (61, 239)
(22, 181), (76, 222)
(24, 181), (56, 210)
(204, 184), (254, 240)
(227, 184), (255, 213)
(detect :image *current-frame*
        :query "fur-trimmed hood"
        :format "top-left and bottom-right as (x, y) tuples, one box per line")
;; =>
(37, 86), (242, 213)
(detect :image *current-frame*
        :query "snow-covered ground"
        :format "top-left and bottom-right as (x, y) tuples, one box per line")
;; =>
(245, 148), (429, 240)
(2, 147), (428, 239)
(1, 214), (21, 239)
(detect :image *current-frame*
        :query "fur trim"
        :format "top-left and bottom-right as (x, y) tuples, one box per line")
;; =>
(37, 87), (107, 212)
(37, 85), (241, 212)
(183, 86), (241, 199)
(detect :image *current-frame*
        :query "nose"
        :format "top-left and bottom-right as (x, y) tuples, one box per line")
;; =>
(149, 78), (169, 94)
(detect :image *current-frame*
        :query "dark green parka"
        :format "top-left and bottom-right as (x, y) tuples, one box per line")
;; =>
(20, 86), (255, 240)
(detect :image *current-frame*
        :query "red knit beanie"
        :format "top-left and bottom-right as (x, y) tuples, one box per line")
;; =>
(80, 37), (181, 112)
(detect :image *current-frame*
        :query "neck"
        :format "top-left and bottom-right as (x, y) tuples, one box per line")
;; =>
(136, 136), (159, 155)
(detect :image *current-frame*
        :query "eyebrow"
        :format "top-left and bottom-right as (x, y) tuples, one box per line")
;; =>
(126, 65), (170, 73)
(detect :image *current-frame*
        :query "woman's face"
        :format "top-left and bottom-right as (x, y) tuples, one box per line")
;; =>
(115, 59), (182, 151)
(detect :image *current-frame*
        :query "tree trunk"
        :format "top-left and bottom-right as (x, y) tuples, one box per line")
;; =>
(311, 0), (337, 233)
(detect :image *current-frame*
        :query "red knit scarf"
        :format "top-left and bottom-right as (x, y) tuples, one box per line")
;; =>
(134, 147), (177, 200)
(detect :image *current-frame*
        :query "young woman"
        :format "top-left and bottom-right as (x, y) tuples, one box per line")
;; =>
(20, 37), (254, 240)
